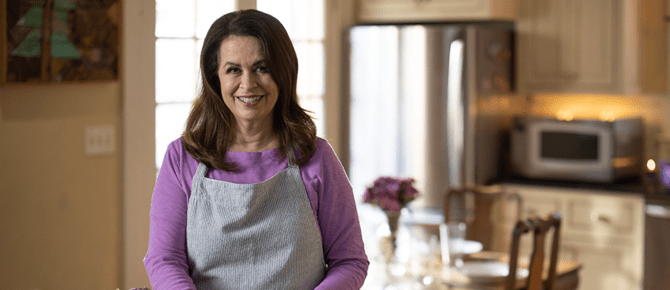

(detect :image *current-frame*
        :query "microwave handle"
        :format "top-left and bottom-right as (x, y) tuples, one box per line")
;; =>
(646, 204), (670, 220)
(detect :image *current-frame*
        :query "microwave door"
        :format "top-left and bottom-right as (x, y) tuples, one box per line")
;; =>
(532, 123), (613, 182)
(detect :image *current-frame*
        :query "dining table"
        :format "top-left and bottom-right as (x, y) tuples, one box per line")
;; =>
(362, 250), (582, 290)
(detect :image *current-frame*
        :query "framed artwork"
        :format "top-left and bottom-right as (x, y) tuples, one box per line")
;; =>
(1, 0), (120, 84)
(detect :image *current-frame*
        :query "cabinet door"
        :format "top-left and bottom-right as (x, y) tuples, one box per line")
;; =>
(561, 239), (641, 290)
(566, 196), (636, 237)
(500, 184), (644, 290)
(357, 0), (517, 22)
(517, 0), (619, 93)
(519, 193), (561, 219)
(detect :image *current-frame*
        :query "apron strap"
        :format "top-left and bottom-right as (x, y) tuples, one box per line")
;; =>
(194, 163), (208, 179)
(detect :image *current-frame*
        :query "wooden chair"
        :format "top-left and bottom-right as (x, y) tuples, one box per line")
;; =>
(506, 212), (562, 290)
(444, 186), (522, 250)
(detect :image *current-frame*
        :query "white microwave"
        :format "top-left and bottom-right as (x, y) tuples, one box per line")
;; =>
(510, 116), (644, 183)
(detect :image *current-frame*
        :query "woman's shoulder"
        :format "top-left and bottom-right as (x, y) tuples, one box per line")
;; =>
(163, 137), (199, 169)
(166, 137), (186, 157)
(315, 137), (328, 150)
(304, 137), (341, 168)
(313, 137), (335, 158)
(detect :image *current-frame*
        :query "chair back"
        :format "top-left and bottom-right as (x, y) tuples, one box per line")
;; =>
(444, 186), (522, 250)
(506, 212), (562, 290)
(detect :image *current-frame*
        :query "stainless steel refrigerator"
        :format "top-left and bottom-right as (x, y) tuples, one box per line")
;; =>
(346, 23), (515, 213)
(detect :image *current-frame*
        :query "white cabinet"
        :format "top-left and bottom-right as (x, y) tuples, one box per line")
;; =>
(516, 0), (667, 94)
(496, 184), (644, 290)
(356, 0), (517, 23)
(561, 239), (640, 290)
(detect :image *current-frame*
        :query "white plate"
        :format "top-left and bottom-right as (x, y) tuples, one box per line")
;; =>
(460, 261), (529, 284)
(448, 240), (483, 255)
(460, 240), (483, 254)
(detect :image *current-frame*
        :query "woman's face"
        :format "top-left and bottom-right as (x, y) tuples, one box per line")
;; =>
(217, 35), (279, 127)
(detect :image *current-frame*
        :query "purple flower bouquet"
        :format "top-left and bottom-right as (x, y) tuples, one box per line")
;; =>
(362, 176), (419, 212)
(363, 177), (419, 261)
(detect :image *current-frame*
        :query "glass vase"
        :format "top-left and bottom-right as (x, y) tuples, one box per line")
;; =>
(380, 210), (401, 263)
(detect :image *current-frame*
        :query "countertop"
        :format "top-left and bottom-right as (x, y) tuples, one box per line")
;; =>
(495, 176), (645, 193)
(494, 176), (670, 203)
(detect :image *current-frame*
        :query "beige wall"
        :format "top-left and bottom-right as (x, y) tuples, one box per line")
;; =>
(0, 83), (122, 289)
(121, 0), (155, 288)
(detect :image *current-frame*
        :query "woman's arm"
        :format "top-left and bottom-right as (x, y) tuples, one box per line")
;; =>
(144, 140), (197, 290)
(307, 139), (369, 289)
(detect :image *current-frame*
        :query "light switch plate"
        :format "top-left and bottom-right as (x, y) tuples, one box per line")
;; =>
(85, 125), (115, 156)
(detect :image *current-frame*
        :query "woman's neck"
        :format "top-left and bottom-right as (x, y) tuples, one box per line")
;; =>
(229, 120), (278, 152)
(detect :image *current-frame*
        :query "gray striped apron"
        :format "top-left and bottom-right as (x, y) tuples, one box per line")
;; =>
(186, 163), (326, 289)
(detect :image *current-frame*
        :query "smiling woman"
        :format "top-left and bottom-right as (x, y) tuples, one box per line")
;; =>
(144, 9), (368, 290)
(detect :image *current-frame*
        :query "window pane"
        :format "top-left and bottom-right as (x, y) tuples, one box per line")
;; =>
(156, 0), (195, 37)
(292, 0), (324, 40)
(196, 0), (235, 38)
(257, 0), (292, 36)
(195, 38), (204, 95)
(156, 38), (197, 103)
(156, 103), (192, 168)
(295, 41), (324, 97)
(300, 94), (325, 138)
(258, 0), (324, 40)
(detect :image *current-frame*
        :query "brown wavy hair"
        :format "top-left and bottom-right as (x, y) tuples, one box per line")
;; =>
(181, 9), (317, 171)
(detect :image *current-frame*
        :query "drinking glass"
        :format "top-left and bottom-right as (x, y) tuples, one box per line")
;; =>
(439, 221), (467, 270)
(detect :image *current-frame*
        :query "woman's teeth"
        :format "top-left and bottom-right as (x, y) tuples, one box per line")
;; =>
(238, 96), (263, 103)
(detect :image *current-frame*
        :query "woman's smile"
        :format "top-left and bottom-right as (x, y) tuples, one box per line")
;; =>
(237, 95), (264, 105)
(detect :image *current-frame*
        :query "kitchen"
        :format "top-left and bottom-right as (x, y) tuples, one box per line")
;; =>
(350, 1), (669, 290)
(1, 0), (670, 289)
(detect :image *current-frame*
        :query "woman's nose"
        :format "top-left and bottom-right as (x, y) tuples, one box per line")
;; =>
(240, 71), (257, 90)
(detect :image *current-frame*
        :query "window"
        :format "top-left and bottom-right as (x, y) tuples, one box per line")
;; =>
(155, 0), (325, 169)
(257, 0), (325, 140)
(155, 0), (235, 168)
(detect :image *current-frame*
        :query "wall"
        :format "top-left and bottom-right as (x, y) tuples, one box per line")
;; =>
(0, 83), (122, 289)
(121, 0), (155, 288)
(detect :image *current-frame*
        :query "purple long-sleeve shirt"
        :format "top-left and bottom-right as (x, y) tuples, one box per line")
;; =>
(144, 137), (369, 289)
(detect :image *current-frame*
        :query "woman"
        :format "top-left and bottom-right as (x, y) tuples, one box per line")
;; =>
(143, 9), (369, 290)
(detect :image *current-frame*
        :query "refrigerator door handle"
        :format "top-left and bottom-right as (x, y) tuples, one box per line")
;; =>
(446, 38), (465, 188)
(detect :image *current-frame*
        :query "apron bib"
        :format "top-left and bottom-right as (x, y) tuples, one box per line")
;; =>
(186, 163), (326, 289)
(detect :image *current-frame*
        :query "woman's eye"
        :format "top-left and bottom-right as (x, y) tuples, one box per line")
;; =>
(226, 67), (240, 74)
(255, 66), (270, 73)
